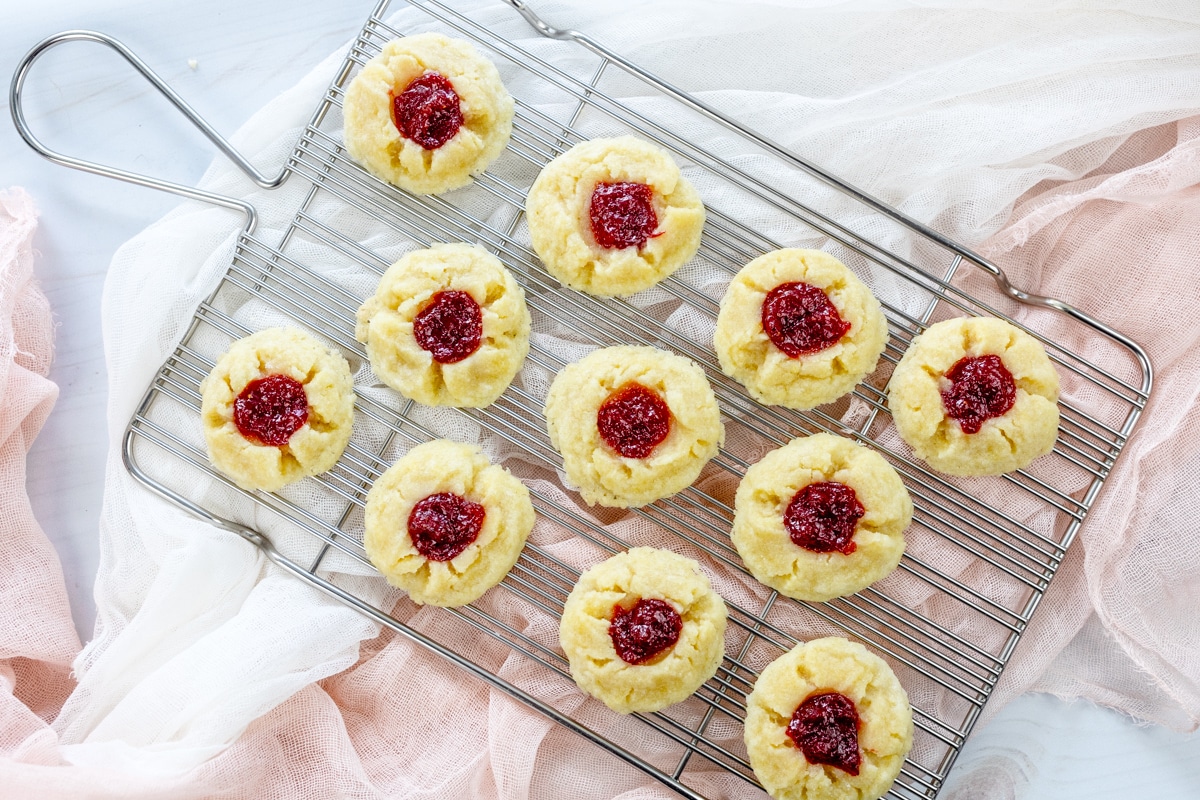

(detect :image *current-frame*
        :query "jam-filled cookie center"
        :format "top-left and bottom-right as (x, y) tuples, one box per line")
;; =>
(234, 374), (309, 447)
(589, 181), (659, 250)
(597, 383), (671, 459)
(413, 290), (484, 364)
(784, 481), (864, 555)
(609, 598), (683, 665)
(940, 354), (1016, 434)
(392, 71), (464, 150)
(762, 282), (852, 358)
(787, 691), (863, 776)
(407, 492), (486, 562)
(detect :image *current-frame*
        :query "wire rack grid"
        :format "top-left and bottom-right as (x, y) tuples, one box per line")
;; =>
(11, 1), (1152, 799)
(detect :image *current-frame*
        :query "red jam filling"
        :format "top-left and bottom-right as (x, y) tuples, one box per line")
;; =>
(787, 692), (862, 776)
(407, 492), (486, 562)
(762, 282), (852, 358)
(784, 482), (865, 555)
(940, 354), (1016, 435)
(588, 182), (659, 250)
(413, 290), (484, 364)
(609, 598), (683, 665)
(392, 71), (464, 150)
(233, 374), (309, 447)
(597, 383), (671, 459)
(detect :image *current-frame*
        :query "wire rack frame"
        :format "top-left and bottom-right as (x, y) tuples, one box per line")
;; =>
(10, 1), (1152, 799)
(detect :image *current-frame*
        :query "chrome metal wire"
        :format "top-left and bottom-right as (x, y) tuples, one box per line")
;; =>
(14, 1), (1151, 798)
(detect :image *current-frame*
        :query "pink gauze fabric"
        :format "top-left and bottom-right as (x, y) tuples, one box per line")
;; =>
(961, 116), (1200, 731)
(3, 3), (1200, 798)
(937, 117), (1200, 800)
(0, 187), (80, 771)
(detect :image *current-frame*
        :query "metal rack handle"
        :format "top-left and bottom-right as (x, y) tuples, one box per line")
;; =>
(8, 30), (289, 234)
(502, 0), (1154, 397)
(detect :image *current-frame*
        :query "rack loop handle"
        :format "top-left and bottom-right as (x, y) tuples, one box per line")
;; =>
(9, 30), (285, 233)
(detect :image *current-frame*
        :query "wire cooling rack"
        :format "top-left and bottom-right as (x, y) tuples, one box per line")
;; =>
(12, 2), (1152, 798)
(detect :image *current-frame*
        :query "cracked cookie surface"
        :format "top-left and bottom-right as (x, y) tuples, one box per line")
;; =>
(544, 345), (723, 508)
(733, 433), (912, 602)
(363, 439), (534, 607)
(342, 33), (513, 195)
(559, 547), (727, 714)
(745, 636), (913, 800)
(887, 317), (1060, 476)
(525, 136), (705, 297)
(200, 327), (355, 492)
(356, 243), (530, 408)
(715, 249), (888, 410)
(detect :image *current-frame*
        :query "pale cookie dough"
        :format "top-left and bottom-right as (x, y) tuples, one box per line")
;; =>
(356, 243), (531, 407)
(745, 637), (913, 800)
(560, 547), (727, 714)
(732, 434), (912, 603)
(715, 249), (888, 409)
(342, 34), (514, 195)
(525, 136), (705, 296)
(544, 346), (724, 508)
(363, 439), (535, 607)
(200, 327), (355, 492)
(888, 317), (1060, 476)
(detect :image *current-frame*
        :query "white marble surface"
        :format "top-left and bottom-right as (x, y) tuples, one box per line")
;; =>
(3, 0), (1196, 797)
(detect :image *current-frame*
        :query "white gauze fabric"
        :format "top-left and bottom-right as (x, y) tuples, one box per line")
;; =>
(9, 1), (1198, 797)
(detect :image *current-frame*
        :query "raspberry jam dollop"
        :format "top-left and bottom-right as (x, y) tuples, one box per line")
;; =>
(233, 374), (309, 447)
(787, 692), (862, 776)
(784, 482), (865, 555)
(413, 290), (483, 364)
(762, 282), (852, 358)
(940, 354), (1016, 435)
(609, 598), (683, 665)
(597, 383), (671, 459)
(407, 492), (486, 562)
(392, 71), (464, 150)
(589, 182), (659, 250)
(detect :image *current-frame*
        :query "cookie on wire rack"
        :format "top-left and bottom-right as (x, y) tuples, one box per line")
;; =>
(363, 439), (534, 608)
(356, 243), (530, 408)
(543, 345), (723, 508)
(342, 33), (514, 195)
(200, 327), (355, 492)
(525, 136), (705, 297)
(887, 316), (1060, 476)
(732, 433), (912, 603)
(744, 636), (913, 800)
(714, 248), (888, 410)
(559, 547), (727, 714)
